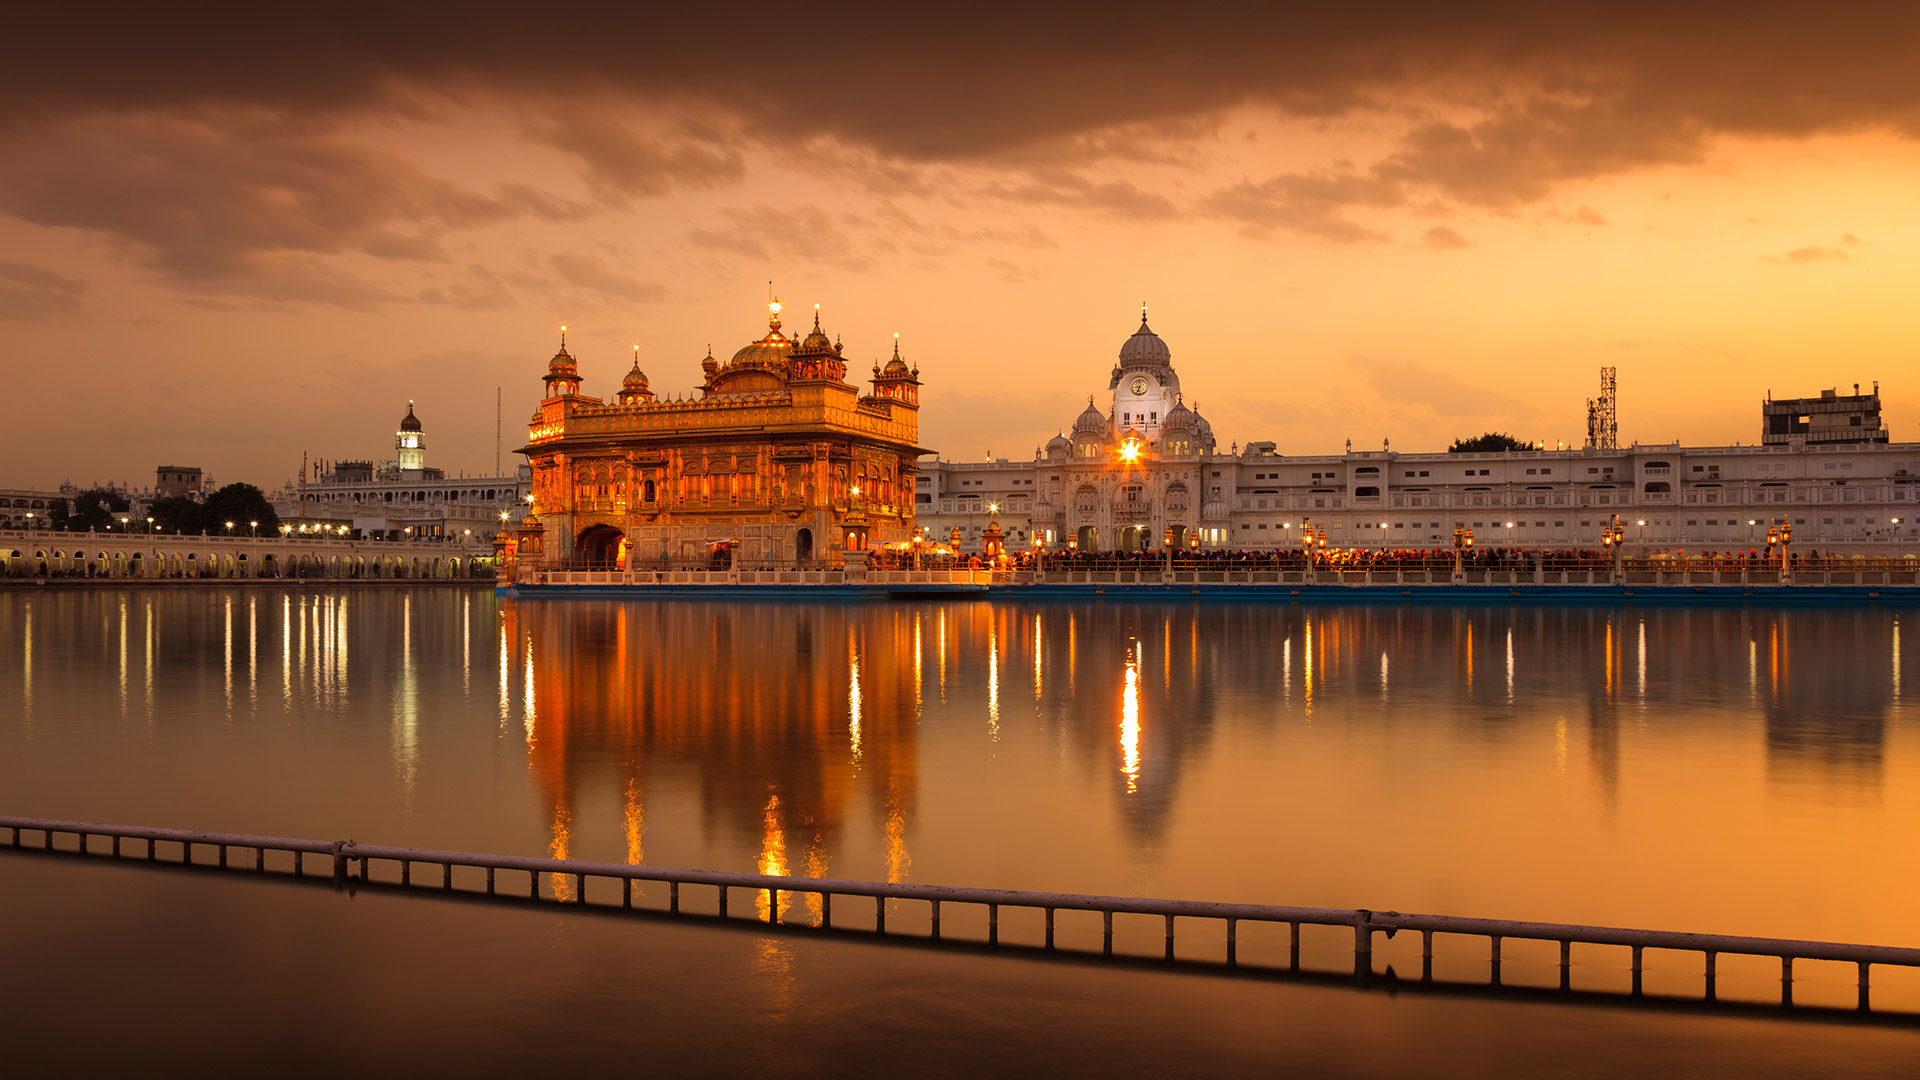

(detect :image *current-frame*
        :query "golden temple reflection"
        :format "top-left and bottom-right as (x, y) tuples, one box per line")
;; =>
(987, 614), (1000, 741)
(1121, 641), (1141, 794)
(20, 602), (30, 725)
(623, 777), (644, 867)
(912, 613), (923, 713)
(336, 596), (349, 699)
(1603, 617), (1615, 703)
(296, 594), (308, 690)
(802, 837), (830, 924)
(1894, 618), (1902, 705)
(756, 793), (791, 922)
(1163, 618), (1171, 688)
(1555, 716), (1569, 774)
(548, 801), (574, 901)
(1750, 638), (1759, 698)
(1379, 650), (1389, 702)
(849, 640), (864, 765)
(884, 781), (910, 884)
(1068, 611), (1077, 690)
(937, 608), (948, 701)
(1462, 616), (1473, 696)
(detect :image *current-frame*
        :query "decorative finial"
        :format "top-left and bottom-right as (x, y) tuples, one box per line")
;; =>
(813, 303), (821, 332)
(1141, 301), (1148, 325)
(892, 332), (901, 360)
(768, 298), (782, 331)
(559, 324), (567, 347)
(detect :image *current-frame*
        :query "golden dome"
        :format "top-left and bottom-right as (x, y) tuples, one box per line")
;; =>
(726, 300), (794, 369)
(622, 360), (649, 392)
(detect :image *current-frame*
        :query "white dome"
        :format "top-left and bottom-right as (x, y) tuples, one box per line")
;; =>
(1118, 314), (1171, 365)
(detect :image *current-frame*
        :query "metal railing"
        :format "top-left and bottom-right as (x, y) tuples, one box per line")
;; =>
(7, 815), (1919, 1010)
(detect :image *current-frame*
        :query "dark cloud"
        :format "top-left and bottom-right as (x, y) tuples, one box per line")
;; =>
(547, 251), (665, 302)
(0, 261), (86, 320)
(1200, 170), (1402, 242)
(688, 206), (873, 272)
(0, 112), (583, 305)
(981, 169), (1179, 220)
(534, 111), (745, 203)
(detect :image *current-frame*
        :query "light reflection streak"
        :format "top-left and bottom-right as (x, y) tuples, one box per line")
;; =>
(1380, 650), (1389, 702)
(1894, 618), (1902, 705)
(223, 595), (233, 717)
(1555, 717), (1569, 774)
(756, 793), (791, 922)
(1506, 628), (1514, 704)
(461, 593), (471, 697)
(912, 614), (923, 715)
(247, 595), (257, 707)
(1282, 637), (1291, 702)
(498, 621), (510, 726)
(522, 634), (536, 742)
(1033, 613), (1042, 701)
(987, 615), (1000, 741)
(281, 595), (291, 710)
(143, 598), (154, 716)
(1121, 642), (1140, 794)
(117, 596), (127, 715)
(548, 802), (573, 900)
(1637, 618), (1647, 701)
(624, 777), (644, 867)
(392, 593), (418, 802)
(1749, 639), (1758, 698)
(884, 782), (910, 884)
(849, 639), (864, 764)
(21, 603), (31, 726)
(1303, 617), (1314, 718)
(937, 608), (948, 701)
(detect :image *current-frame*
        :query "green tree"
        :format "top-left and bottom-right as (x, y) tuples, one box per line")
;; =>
(1447, 432), (1539, 453)
(147, 495), (208, 535)
(201, 483), (280, 536)
(57, 487), (130, 531)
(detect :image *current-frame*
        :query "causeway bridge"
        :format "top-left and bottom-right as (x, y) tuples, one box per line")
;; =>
(0, 529), (494, 581)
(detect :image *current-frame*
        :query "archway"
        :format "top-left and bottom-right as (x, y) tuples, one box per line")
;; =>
(1116, 526), (1148, 552)
(795, 527), (813, 566)
(1168, 524), (1188, 550)
(1075, 525), (1100, 553)
(576, 524), (626, 569)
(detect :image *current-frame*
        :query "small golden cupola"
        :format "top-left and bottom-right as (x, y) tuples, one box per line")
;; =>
(789, 303), (848, 384)
(870, 332), (920, 407)
(708, 300), (796, 395)
(618, 345), (654, 404)
(543, 325), (582, 398)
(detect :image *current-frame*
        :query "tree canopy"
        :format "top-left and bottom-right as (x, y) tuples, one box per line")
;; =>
(145, 483), (282, 535)
(1447, 432), (1539, 453)
(53, 487), (130, 531)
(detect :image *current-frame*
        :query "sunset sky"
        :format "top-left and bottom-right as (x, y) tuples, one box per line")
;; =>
(4, 4), (1918, 490)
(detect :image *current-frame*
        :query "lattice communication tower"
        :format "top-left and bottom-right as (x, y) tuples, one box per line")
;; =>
(1585, 367), (1617, 451)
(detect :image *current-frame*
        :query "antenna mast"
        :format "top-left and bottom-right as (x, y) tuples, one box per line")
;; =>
(495, 386), (501, 476)
(1585, 367), (1618, 450)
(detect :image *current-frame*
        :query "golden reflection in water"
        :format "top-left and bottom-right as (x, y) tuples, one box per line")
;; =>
(117, 596), (127, 715)
(20, 602), (29, 725)
(1603, 618), (1615, 703)
(912, 612), (923, 714)
(1379, 650), (1389, 702)
(281, 595), (291, 710)
(1032, 612), (1042, 701)
(1555, 716), (1569, 774)
(1163, 619), (1171, 689)
(624, 777), (644, 866)
(497, 621), (510, 726)
(461, 593), (471, 698)
(987, 614), (1000, 741)
(756, 793), (791, 922)
(1121, 641), (1141, 794)
(884, 781), (910, 883)
(937, 607), (948, 701)
(1637, 618), (1647, 702)
(849, 637), (863, 765)
(1303, 616), (1314, 718)
(1462, 617), (1473, 697)
(1282, 637), (1291, 703)
(296, 595), (308, 692)
(247, 595), (257, 707)
(1894, 617), (1902, 705)
(392, 593), (419, 801)
(143, 598), (154, 716)
(548, 801), (573, 900)
(223, 595), (233, 717)
(1506, 628), (1515, 703)
(522, 634), (536, 743)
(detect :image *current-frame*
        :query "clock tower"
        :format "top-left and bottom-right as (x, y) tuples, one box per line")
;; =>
(1107, 306), (1182, 438)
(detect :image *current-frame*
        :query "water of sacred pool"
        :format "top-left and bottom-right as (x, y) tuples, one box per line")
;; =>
(2, 588), (1917, 1075)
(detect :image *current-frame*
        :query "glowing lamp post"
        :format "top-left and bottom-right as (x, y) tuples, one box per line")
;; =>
(1452, 520), (1474, 582)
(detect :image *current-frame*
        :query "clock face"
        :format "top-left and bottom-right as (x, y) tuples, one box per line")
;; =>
(1130, 376), (1149, 396)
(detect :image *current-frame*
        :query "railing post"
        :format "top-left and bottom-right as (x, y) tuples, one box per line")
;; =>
(669, 880), (679, 914)
(1859, 961), (1872, 1012)
(1559, 940), (1572, 991)
(822, 891), (831, 928)
(486, 866), (495, 894)
(1490, 934), (1502, 985)
(875, 895), (886, 933)
(988, 903), (999, 945)
(930, 899), (941, 939)
(1704, 950), (1717, 1001)
(1290, 921), (1301, 970)
(1226, 918), (1238, 965)
(1630, 944), (1643, 995)
(444, 863), (454, 889)
(576, 872), (586, 903)
(767, 886), (778, 924)
(1103, 910), (1113, 955)
(1782, 955), (1794, 1006)
(1044, 907), (1055, 948)
(717, 885), (728, 918)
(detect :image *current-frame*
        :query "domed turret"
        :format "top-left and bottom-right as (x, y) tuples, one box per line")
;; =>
(1118, 308), (1171, 366)
(1073, 396), (1108, 434)
(543, 326), (583, 397)
(399, 401), (423, 433)
(395, 399), (426, 471)
(1045, 431), (1072, 461)
(618, 346), (654, 404)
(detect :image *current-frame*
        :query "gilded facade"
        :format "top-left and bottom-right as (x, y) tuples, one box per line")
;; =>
(514, 302), (926, 568)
